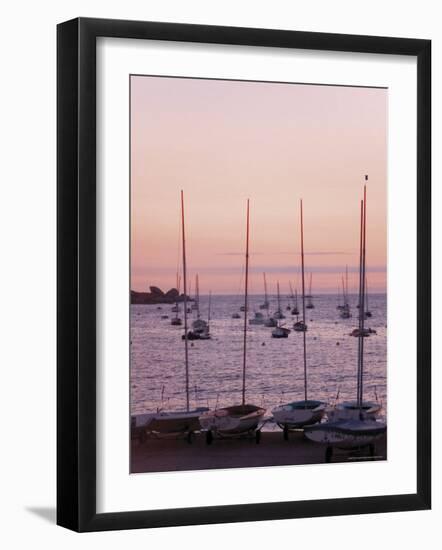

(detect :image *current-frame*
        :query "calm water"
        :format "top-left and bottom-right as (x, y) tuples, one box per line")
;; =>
(130, 294), (387, 424)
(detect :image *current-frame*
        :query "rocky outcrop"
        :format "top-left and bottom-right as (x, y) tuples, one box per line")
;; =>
(131, 286), (191, 304)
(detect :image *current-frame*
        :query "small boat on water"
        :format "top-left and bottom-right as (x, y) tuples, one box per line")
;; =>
(199, 200), (266, 442)
(232, 312), (241, 319)
(191, 277), (198, 311)
(306, 273), (315, 309)
(259, 273), (270, 310)
(138, 191), (208, 441)
(350, 327), (376, 337)
(171, 273), (183, 325)
(271, 323), (291, 338)
(305, 180), (386, 460)
(290, 282), (299, 316)
(364, 277), (372, 318)
(339, 268), (352, 319)
(273, 282), (285, 319)
(293, 320), (307, 332)
(249, 311), (265, 325)
(264, 316), (277, 327)
(272, 199), (326, 437)
(198, 291), (212, 340)
(184, 275), (211, 339)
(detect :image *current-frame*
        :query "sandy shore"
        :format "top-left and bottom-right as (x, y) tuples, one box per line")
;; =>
(131, 431), (386, 473)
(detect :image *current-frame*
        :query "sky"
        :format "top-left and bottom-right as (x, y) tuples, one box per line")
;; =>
(131, 75), (387, 295)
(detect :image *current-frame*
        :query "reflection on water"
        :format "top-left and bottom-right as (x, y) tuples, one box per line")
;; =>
(131, 294), (387, 423)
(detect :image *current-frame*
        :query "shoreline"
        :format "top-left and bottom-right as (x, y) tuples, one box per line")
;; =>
(130, 431), (386, 474)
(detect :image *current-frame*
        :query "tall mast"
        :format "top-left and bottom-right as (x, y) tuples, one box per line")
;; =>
(300, 200), (308, 402)
(242, 199), (250, 406)
(356, 198), (364, 406)
(277, 281), (281, 312)
(181, 190), (190, 412)
(358, 184), (367, 409)
(345, 265), (349, 305)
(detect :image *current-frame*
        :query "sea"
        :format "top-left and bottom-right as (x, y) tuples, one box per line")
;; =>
(130, 294), (387, 427)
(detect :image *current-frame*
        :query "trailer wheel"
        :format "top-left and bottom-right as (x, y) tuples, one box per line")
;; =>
(325, 446), (333, 463)
(283, 425), (289, 441)
(255, 430), (261, 444)
(205, 430), (213, 445)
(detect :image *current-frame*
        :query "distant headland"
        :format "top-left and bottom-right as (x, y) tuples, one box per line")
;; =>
(131, 286), (192, 305)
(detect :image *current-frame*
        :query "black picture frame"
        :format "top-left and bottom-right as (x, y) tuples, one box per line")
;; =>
(57, 17), (431, 532)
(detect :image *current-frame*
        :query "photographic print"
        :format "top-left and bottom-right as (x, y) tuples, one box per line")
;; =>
(130, 75), (387, 474)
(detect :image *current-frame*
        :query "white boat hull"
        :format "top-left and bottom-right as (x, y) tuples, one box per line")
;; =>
(199, 404), (266, 435)
(136, 408), (208, 435)
(304, 419), (386, 448)
(328, 401), (382, 421)
(272, 400), (326, 428)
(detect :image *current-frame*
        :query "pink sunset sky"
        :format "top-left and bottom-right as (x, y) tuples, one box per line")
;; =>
(131, 75), (387, 295)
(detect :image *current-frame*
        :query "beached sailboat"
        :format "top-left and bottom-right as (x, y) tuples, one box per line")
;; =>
(272, 200), (326, 437)
(139, 191), (208, 440)
(199, 200), (266, 442)
(305, 182), (386, 459)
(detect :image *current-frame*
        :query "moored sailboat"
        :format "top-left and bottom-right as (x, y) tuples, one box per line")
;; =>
(290, 282), (300, 316)
(259, 272), (270, 310)
(271, 323), (291, 338)
(171, 273), (183, 325)
(273, 282), (285, 319)
(306, 273), (315, 309)
(339, 267), (351, 319)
